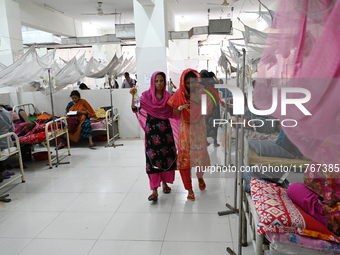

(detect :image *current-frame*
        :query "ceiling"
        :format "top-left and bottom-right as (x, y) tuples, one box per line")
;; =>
(27, 0), (277, 32)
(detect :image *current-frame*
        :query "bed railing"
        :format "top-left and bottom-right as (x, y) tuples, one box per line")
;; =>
(13, 103), (36, 115)
(43, 117), (71, 169)
(0, 132), (25, 190)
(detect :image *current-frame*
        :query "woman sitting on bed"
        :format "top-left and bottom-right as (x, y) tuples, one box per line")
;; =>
(57, 90), (97, 149)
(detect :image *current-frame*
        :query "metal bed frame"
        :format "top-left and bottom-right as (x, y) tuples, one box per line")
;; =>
(13, 103), (36, 116)
(0, 132), (25, 190)
(105, 107), (121, 147)
(239, 130), (312, 255)
(13, 103), (71, 169)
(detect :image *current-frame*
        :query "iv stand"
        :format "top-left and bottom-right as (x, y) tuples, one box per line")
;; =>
(218, 52), (241, 216)
(226, 48), (247, 255)
(48, 69), (70, 167)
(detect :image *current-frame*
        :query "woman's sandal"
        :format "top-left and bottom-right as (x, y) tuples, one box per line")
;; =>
(187, 193), (195, 201)
(0, 194), (11, 203)
(89, 144), (97, 148)
(163, 186), (171, 194)
(148, 193), (158, 201)
(198, 178), (206, 191)
(3, 173), (11, 179)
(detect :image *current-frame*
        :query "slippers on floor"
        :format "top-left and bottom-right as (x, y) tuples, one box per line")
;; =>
(187, 193), (195, 201)
(163, 186), (171, 194)
(3, 174), (11, 179)
(148, 194), (158, 201)
(0, 194), (11, 202)
(198, 178), (206, 191)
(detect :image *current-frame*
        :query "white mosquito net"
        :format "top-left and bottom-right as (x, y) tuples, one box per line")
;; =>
(0, 46), (136, 93)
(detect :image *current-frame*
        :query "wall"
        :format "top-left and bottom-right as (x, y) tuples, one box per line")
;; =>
(0, 89), (17, 106)
(0, 0), (23, 65)
(19, 0), (83, 37)
(167, 2), (176, 32)
(168, 39), (201, 86)
(17, 89), (140, 138)
(133, 0), (168, 48)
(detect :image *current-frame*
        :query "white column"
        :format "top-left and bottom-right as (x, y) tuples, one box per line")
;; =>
(133, 0), (168, 93)
(0, 0), (23, 66)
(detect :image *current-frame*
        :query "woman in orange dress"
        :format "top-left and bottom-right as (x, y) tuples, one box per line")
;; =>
(167, 69), (213, 201)
(57, 90), (96, 149)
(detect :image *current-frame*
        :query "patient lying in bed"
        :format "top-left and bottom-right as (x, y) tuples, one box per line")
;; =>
(12, 109), (55, 145)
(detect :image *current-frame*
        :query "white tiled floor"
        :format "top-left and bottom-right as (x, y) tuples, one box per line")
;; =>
(0, 132), (294, 254)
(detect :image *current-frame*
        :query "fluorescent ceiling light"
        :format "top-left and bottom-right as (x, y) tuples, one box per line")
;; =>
(44, 3), (64, 14)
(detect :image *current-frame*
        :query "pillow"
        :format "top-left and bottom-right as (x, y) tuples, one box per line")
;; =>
(9, 111), (19, 121)
(243, 168), (290, 193)
(249, 140), (295, 159)
(250, 179), (340, 243)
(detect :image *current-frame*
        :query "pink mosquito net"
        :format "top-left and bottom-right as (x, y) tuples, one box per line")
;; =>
(254, 0), (340, 166)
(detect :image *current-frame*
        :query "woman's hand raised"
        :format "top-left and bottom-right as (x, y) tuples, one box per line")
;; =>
(130, 88), (137, 96)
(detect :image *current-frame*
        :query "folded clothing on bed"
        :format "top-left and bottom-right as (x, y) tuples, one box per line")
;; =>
(250, 178), (340, 243)
(35, 113), (53, 123)
(95, 108), (106, 119)
(266, 232), (340, 254)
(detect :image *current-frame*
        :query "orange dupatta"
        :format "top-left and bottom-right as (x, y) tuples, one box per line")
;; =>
(67, 99), (96, 142)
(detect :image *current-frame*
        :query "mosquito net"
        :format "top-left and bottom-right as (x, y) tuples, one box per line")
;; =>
(0, 47), (55, 88)
(0, 46), (136, 93)
(254, 0), (340, 165)
(243, 10), (275, 27)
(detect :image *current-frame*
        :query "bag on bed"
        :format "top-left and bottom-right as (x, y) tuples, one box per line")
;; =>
(67, 116), (79, 134)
